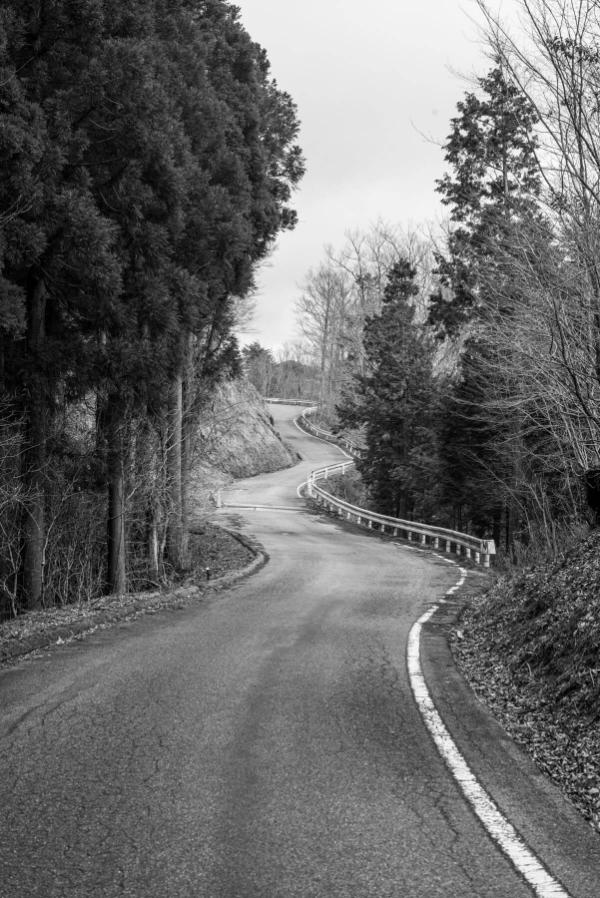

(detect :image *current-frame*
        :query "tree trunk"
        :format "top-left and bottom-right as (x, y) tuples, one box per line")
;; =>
(166, 370), (188, 570)
(21, 278), (47, 609)
(181, 339), (196, 556)
(22, 405), (46, 609)
(147, 505), (160, 582)
(106, 396), (126, 594)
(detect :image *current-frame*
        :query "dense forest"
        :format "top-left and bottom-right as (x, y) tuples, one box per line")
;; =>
(292, 0), (600, 563)
(0, 0), (304, 616)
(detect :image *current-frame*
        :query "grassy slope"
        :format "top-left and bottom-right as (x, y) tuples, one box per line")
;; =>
(453, 532), (600, 833)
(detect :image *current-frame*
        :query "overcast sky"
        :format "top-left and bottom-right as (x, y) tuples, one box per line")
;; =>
(236, 0), (503, 352)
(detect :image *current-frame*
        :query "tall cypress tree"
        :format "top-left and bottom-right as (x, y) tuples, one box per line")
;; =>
(159, 0), (304, 570)
(338, 260), (438, 519)
(429, 64), (541, 337)
(430, 65), (543, 548)
(0, 0), (304, 605)
(0, 1), (122, 606)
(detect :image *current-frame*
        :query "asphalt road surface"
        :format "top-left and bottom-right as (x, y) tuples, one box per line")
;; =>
(1, 404), (599, 897)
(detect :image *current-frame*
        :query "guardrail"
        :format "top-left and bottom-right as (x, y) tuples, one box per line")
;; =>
(305, 462), (496, 566)
(295, 408), (365, 459)
(266, 398), (496, 567)
(264, 398), (318, 406)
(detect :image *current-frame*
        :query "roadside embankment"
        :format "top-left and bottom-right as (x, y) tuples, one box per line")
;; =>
(0, 524), (266, 667)
(187, 381), (299, 521)
(0, 380), (291, 666)
(453, 531), (600, 833)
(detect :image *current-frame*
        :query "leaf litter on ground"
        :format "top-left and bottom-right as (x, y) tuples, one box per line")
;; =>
(0, 523), (255, 666)
(452, 531), (600, 833)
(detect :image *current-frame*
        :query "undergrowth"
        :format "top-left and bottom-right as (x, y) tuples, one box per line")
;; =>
(321, 470), (370, 509)
(454, 530), (600, 831)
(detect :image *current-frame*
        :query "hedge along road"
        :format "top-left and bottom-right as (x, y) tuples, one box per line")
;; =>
(1, 406), (599, 897)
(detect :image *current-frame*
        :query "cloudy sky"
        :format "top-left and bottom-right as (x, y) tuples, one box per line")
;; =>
(236, 0), (504, 351)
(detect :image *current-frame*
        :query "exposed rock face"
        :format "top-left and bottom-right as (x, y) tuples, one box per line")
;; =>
(187, 380), (298, 517)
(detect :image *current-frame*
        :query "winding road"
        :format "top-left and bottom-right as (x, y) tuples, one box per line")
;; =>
(1, 403), (599, 897)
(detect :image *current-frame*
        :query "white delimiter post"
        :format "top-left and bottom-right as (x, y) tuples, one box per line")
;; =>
(481, 540), (495, 568)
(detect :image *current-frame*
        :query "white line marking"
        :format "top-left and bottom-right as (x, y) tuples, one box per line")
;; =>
(221, 503), (300, 511)
(408, 568), (571, 898)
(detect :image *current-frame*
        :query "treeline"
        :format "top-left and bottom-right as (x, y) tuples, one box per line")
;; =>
(242, 342), (321, 400)
(299, 0), (600, 562)
(0, 0), (303, 615)
(294, 222), (433, 414)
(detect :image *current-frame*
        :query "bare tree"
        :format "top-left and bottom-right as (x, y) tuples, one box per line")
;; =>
(473, 0), (600, 514)
(326, 222), (435, 372)
(471, 210), (600, 545)
(295, 262), (353, 410)
(296, 222), (435, 415)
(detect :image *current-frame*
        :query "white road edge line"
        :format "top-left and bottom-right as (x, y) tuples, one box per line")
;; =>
(294, 412), (570, 893)
(407, 563), (571, 898)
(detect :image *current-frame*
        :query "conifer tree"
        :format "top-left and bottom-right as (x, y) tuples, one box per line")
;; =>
(0, 0), (304, 605)
(430, 65), (543, 547)
(0, 0), (122, 605)
(338, 260), (438, 519)
(429, 64), (541, 337)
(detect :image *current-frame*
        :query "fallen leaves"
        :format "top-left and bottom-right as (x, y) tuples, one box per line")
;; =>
(452, 531), (600, 833)
(0, 523), (255, 666)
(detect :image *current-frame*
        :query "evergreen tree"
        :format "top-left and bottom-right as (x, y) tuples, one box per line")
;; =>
(242, 343), (275, 395)
(0, 0), (304, 607)
(0, 0), (122, 606)
(338, 260), (439, 519)
(430, 65), (543, 549)
(161, 0), (304, 570)
(429, 64), (541, 337)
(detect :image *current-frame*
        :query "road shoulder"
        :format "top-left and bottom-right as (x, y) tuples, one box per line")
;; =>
(0, 525), (267, 668)
(419, 575), (600, 898)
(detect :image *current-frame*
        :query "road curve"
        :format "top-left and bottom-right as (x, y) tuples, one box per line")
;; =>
(0, 403), (598, 897)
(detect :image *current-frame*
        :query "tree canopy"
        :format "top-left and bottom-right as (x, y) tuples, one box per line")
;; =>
(337, 260), (438, 519)
(0, 0), (304, 611)
(429, 64), (541, 338)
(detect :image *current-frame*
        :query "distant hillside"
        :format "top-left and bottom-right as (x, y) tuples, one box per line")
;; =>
(187, 380), (299, 520)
